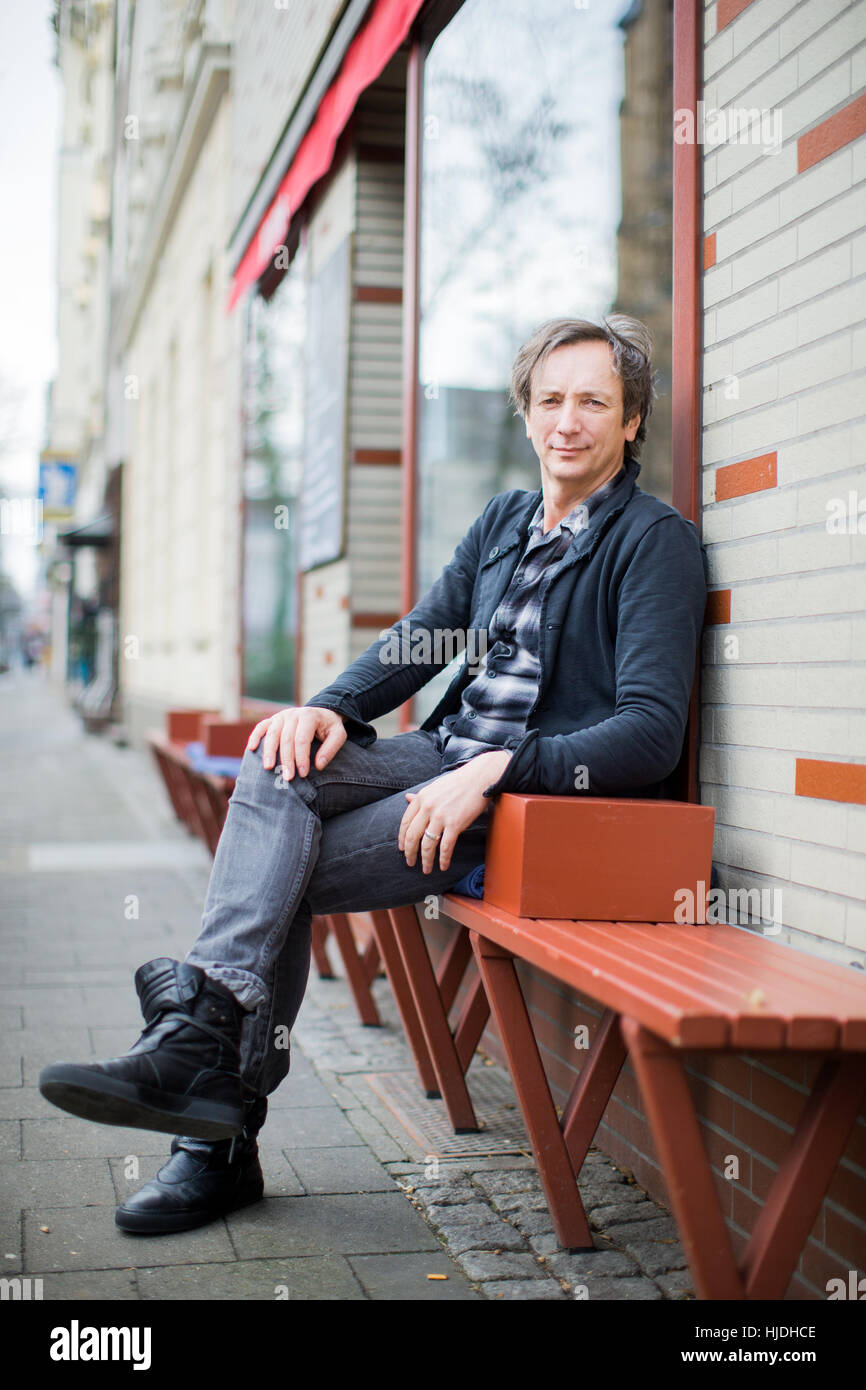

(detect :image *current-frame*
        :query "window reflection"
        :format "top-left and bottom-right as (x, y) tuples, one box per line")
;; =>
(415, 0), (673, 717)
(242, 244), (307, 701)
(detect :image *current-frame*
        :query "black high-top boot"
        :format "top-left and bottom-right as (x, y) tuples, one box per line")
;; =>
(115, 1095), (268, 1234)
(39, 959), (245, 1140)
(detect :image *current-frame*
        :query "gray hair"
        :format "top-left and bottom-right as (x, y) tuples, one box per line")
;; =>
(509, 314), (656, 460)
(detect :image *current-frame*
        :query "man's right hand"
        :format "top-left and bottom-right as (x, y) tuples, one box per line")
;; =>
(246, 706), (347, 780)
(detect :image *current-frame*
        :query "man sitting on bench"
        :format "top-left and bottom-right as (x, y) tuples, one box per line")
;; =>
(39, 315), (707, 1234)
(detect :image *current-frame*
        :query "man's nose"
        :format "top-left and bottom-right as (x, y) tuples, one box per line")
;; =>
(554, 399), (584, 435)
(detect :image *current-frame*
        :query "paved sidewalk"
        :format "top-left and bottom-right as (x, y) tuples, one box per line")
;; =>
(0, 671), (692, 1302)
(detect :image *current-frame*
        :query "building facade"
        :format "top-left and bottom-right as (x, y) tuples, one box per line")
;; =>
(50, 0), (866, 1295)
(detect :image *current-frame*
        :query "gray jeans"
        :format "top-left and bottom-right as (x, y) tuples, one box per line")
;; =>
(185, 728), (489, 1097)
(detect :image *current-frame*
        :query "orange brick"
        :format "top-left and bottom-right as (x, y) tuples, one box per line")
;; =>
(691, 1052), (753, 1101)
(705, 589), (731, 625)
(703, 232), (717, 269)
(796, 758), (866, 806)
(716, 451), (777, 500)
(798, 92), (866, 173)
(717, 0), (755, 30)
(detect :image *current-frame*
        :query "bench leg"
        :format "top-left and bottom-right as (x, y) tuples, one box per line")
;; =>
(742, 1054), (866, 1300)
(389, 907), (480, 1132)
(325, 913), (382, 1027)
(469, 930), (594, 1249)
(366, 910), (441, 1099)
(311, 916), (335, 979)
(562, 1008), (628, 1173)
(621, 1017), (745, 1300)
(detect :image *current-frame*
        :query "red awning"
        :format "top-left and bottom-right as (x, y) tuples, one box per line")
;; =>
(228, 0), (424, 310)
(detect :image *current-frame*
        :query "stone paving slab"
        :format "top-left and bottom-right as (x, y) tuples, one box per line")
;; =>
(136, 1256), (366, 1301)
(226, 1192), (442, 1260)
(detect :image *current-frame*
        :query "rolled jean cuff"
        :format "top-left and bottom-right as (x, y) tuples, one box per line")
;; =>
(187, 960), (268, 1012)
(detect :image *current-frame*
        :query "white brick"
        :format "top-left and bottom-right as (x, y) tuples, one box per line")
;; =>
(789, 840), (866, 898)
(729, 487), (796, 538)
(705, 307), (718, 347)
(775, 883), (846, 943)
(731, 311), (799, 373)
(705, 182), (733, 229)
(784, 63), (853, 142)
(732, 576), (797, 620)
(706, 784), (779, 834)
(704, 261), (733, 307)
(778, 526), (851, 575)
(702, 505), (734, 544)
(778, 147), (853, 226)
(777, 424), (852, 486)
(708, 535), (778, 581)
(774, 792), (848, 845)
(798, 6), (866, 84)
(854, 231), (866, 277)
(715, 130), (776, 188)
(716, 279), (779, 339)
(703, 340), (734, 386)
(853, 324), (866, 369)
(779, 0), (853, 58)
(713, 362), (778, 421)
(741, 616), (850, 663)
(727, 746), (794, 792)
(797, 371), (866, 433)
(797, 662), (866, 703)
(704, 1), (717, 46)
(798, 184), (866, 258)
(797, 276), (866, 344)
(703, 149), (720, 193)
(853, 40), (866, 98)
(849, 711), (866, 754)
(730, 144), (798, 214)
(714, 28), (780, 108)
(703, 663), (797, 705)
(853, 619), (866, 660)
(846, 806), (866, 854)
(845, 900), (866, 952)
(728, 400), (797, 455)
(699, 743), (729, 784)
(800, 567), (866, 617)
(716, 196), (781, 261)
(779, 335), (853, 397)
(779, 243), (852, 312)
(796, 469), (863, 526)
(702, 419), (734, 465)
(726, 825), (791, 877)
(704, 23), (734, 80)
(731, 0), (795, 56)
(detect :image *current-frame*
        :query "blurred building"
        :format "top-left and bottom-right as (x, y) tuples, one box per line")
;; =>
(46, 0), (866, 1294)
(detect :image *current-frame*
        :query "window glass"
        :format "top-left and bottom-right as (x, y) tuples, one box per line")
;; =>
(242, 242), (307, 701)
(415, 0), (673, 719)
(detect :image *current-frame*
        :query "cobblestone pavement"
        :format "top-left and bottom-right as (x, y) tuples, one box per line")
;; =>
(0, 670), (692, 1301)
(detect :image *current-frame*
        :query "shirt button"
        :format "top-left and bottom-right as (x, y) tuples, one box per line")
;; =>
(488, 670), (496, 678)
(468, 711), (477, 719)
(488, 546), (499, 558)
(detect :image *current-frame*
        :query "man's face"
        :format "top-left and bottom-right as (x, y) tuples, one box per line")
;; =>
(525, 339), (641, 498)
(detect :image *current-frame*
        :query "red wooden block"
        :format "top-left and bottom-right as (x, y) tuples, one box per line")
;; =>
(202, 718), (261, 757)
(483, 794), (715, 921)
(165, 709), (219, 742)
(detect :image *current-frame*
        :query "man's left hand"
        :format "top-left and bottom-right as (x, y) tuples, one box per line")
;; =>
(398, 750), (512, 874)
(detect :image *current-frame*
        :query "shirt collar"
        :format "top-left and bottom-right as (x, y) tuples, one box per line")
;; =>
(527, 463), (628, 539)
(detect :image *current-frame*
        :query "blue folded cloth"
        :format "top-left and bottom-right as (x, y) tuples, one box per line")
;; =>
(449, 863), (485, 898)
(184, 741), (244, 778)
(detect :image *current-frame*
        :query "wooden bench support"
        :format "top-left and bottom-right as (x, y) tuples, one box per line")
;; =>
(623, 1018), (866, 1299)
(387, 906), (480, 1132)
(364, 910), (441, 1098)
(470, 930), (594, 1248)
(311, 917), (335, 979)
(323, 913), (382, 1027)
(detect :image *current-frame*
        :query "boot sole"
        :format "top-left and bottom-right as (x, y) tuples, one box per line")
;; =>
(115, 1185), (264, 1235)
(38, 1064), (243, 1141)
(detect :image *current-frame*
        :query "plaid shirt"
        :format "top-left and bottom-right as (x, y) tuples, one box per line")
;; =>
(437, 465), (627, 771)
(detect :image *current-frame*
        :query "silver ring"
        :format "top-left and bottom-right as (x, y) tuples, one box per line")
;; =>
(423, 829), (442, 841)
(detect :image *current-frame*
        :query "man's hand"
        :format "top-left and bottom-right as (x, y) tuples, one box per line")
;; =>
(398, 749), (512, 874)
(246, 706), (347, 780)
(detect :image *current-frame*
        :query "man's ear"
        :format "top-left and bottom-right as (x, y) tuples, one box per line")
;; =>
(625, 413), (641, 441)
